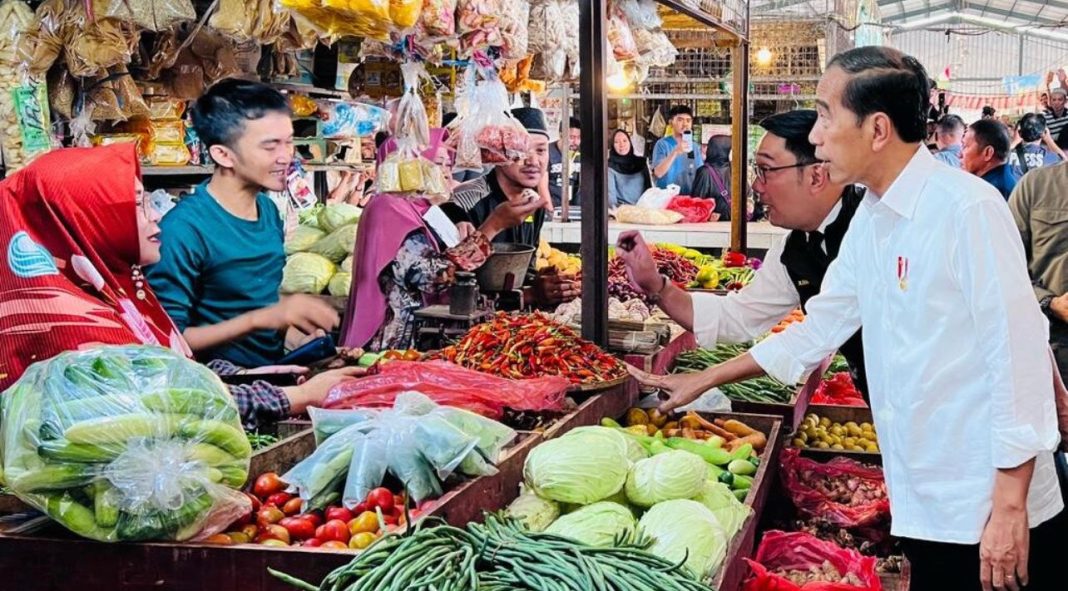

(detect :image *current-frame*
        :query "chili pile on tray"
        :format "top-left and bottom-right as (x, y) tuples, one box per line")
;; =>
(437, 312), (627, 385)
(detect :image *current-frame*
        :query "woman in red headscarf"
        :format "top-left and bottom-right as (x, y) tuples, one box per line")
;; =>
(0, 145), (360, 428)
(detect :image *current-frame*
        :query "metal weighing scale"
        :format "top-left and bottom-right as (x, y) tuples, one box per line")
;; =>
(412, 243), (536, 350)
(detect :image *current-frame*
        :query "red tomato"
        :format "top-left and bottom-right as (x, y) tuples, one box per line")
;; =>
(325, 506), (354, 523)
(257, 505), (285, 528)
(279, 517), (316, 541)
(393, 494), (406, 506)
(301, 512), (323, 528)
(402, 350), (421, 361)
(315, 519), (350, 544)
(320, 540), (349, 550)
(282, 497), (304, 516)
(302, 538), (323, 548)
(204, 533), (234, 545)
(245, 492), (262, 513)
(253, 473), (286, 498)
(382, 513), (399, 526)
(255, 524), (291, 545)
(366, 488), (394, 511)
(351, 502), (369, 515)
(240, 523), (259, 539)
(265, 492), (293, 508)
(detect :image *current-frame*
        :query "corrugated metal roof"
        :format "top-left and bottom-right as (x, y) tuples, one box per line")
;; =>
(879, 0), (1068, 28)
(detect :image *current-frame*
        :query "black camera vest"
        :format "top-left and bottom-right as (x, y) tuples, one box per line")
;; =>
(779, 186), (868, 400)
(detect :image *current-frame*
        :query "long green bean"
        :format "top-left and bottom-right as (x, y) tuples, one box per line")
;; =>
(674, 345), (797, 404)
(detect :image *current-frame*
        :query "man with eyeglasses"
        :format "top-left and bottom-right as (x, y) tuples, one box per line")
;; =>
(616, 109), (869, 398)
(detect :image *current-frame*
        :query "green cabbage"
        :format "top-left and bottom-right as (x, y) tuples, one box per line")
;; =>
(506, 487), (560, 532)
(624, 451), (707, 507)
(340, 255), (354, 273)
(309, 223), (358, 263)
(567, 426), (646, 462)
(318, 203), (361, 232)
(328, 272), (351, 297)
(693, 481), (751, 539)
(524, 429), (630, 505)
(638, 499), (728, 578)
(285, 225), (327, 255)
(545, 501), (636, 547)
(298, 204), (324, 227)
(281, 253), (337, 294)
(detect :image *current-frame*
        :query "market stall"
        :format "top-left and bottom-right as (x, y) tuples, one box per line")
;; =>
(543, 219), (788, 250)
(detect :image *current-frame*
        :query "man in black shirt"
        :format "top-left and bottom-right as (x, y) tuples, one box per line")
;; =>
(445, 107), (579, 307)
(548, 117), (581, 206)
(618, 110), (869, 399)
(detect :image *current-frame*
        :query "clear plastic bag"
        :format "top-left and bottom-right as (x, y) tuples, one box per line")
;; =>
(0, 346), (252, 542)
(0, 0), (51, 172)
(374, 62), (450, 198)
(499, 0), (529, 59)
(607, 4), (638, 61)
(419, 0), (456, 37)
(528, 0), (576, 81)
(618, 0), (661, 30)
(323, 360), (569, 419)
(448, 68), (530, 166)
(280, 0), (393, 41)
(317, 99), (391, 139)
(287, 392), (516, 507)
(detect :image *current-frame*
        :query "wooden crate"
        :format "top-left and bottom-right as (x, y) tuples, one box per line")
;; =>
(797, 404), (882, 462)
(541, 383), (639, 440)
(730, 362), (820, 435)
(622, 331), (698, 375)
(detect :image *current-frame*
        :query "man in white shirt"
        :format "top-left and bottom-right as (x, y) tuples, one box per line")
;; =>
(617, 110), (869, 398)
(631, 46), (1066, 591)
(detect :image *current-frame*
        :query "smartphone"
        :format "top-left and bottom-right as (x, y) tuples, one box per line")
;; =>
(277, 334), (337, 366)
(682, 130), (694, 154)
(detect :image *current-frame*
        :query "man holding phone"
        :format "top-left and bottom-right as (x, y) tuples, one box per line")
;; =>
(651, 105), (703, 195)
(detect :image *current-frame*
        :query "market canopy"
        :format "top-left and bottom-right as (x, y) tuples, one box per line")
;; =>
(879, 0), (1068, 33)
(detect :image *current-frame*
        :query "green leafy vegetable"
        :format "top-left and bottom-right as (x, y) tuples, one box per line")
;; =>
(624, 450), (707, 507)
(545, 501), (636, 547)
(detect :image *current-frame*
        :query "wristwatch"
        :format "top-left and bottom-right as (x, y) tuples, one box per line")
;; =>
(647, 274), (671, 305)
(1041, 295), (1056, 319)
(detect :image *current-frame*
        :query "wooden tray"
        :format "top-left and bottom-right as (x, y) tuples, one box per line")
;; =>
(796, 404), (882, 461)
(567, 374), (631, 393)
(623, 331), (698, 375)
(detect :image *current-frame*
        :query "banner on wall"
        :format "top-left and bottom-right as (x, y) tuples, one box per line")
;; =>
(944, 91), (1041, 111)
(1002, 74), (1044, 96)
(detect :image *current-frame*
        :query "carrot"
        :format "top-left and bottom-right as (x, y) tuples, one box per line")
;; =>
(686, 411), (736, 439)
(728, 432), (767, 452)
(723, 419), (757, 437)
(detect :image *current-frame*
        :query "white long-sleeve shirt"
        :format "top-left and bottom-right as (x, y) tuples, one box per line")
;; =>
(691, 202), (842, 346)
(751, 147), (1063, 543)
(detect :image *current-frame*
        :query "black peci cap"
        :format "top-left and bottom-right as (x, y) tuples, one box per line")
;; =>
(510, 107), (550, 138)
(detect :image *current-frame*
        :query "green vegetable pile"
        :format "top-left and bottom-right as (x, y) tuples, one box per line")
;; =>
(269, 514), (710, 591)
(674, 344), (797, 404)
(282, 202), (360, 295)
(510, 426), (753, 580)
(0, 346), (252, 542)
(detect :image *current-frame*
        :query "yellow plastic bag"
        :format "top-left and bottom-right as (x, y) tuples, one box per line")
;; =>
(390, 0), (422, 29)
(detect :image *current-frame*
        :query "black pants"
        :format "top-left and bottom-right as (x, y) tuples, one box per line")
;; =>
(902, 502), (1067, 591)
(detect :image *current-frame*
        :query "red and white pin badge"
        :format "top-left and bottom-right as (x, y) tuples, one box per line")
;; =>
(897, 256), (909, 292)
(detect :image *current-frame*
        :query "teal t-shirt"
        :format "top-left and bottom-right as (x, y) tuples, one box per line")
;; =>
(147, 183), (285, 368)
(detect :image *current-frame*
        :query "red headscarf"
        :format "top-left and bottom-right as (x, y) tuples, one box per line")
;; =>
(0, 145), (187, 390)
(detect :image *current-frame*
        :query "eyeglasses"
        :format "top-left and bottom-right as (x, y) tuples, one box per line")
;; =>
(752, 161), (825, 184)
(135, 197), (160, 217)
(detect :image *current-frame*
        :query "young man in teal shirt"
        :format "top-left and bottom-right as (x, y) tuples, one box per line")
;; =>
(148, 79), (338, 368)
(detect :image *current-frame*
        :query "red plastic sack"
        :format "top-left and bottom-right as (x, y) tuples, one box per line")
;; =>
(322, 360), (569, 419)
(743, 531), (881, 591)
(779, 449), (890, 528)
(666, 196), (715, 223)
(811, 373), (866, 407)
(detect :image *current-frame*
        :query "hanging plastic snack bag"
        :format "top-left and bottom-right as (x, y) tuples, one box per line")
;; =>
(0, 0), (52, 172)
(458, 69), (530, 164)
(499, 0), (530, 59)
(527, 0), (569, 80)
(0, 346), (252, 542)
(607, 3), (639, 61)
(446, 66), (483, 172)
(91, 0), (197, 31)
(317, 99), (391, 139)
(390, 0), (423, 29)
(375, 62), (449, 197)
(281, 0), (392, 41)
(618, 0), (661, 30)
(419, 0), (457, 37)
(457, 0), (501, 54)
